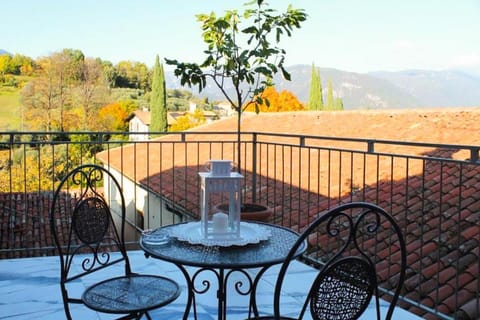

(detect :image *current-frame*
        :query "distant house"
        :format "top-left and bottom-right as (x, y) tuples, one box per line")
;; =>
(189, 101), (219, 123)
(127, 109), (187, 141)
(203, 111), (219, 123)
(213, 101), (235, 117)
(127, 109), (151, 141)
(128, 101), (222, 140)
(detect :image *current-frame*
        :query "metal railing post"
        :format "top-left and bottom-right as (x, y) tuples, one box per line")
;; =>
(251, 133), (258, 203)
(470, 147), (479, 163)
(367, 140), (375, 153)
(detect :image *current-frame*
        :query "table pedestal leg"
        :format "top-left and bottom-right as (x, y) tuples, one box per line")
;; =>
(218, 268), (226, 320)
(184, 267), (254, 320)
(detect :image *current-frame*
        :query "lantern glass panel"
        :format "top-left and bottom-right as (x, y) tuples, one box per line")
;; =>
(199, 172), (243, 239)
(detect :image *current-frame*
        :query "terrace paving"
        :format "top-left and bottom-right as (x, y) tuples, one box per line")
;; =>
(0, 250), (421, 319)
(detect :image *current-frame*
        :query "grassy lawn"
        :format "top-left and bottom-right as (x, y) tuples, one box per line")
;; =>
(0, 86), (22, 131)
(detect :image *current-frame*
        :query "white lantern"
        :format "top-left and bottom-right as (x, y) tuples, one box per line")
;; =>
(199, 160), (243, 239)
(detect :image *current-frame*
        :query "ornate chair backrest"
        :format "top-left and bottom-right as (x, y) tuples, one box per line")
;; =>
(49, 164), (130, 317)
(273, 202), (406, 320)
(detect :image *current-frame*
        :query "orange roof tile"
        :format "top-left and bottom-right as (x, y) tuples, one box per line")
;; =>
(96, 108), (480, 319)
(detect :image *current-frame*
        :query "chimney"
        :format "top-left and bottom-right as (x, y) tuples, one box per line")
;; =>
(189, 101), (197, 113)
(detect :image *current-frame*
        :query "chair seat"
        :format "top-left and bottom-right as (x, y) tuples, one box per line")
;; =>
(82, 274), (180, 314)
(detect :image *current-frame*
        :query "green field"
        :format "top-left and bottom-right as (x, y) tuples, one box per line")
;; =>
(0, 86), (22, 131)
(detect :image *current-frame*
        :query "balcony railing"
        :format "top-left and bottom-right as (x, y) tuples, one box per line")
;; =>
(0, 131), (479, 320)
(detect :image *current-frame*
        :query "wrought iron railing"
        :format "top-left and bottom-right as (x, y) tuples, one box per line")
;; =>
(0, 131), (478, 320)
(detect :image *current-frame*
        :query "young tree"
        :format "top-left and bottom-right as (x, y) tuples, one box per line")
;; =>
(43, 49), (84, 131)
(20, 52), (76, 133)
(308, 63), (323, 110)
(20, 77), (57, 132)
(166, 0), (306, 172)
(76, 57), (106, 129)
(150, 55), (167, 133)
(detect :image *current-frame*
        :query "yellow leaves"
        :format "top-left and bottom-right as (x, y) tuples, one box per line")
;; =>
(0, 143), (94, 193)
(244, 86), (305, 112)
(98, 102), (130, 131)
(169, 109), (206, 132)
(0, 55), (10, 74)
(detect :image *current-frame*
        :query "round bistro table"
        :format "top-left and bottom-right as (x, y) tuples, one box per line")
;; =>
(140, 222), (306, 320)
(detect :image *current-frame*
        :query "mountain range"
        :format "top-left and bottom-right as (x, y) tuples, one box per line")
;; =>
(1, 46), (478, 109)
(166, 65), (480, 109)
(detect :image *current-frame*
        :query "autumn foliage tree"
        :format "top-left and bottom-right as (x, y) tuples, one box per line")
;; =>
(115, 60), (150, 91)
(0, 142), (94, 193)
(0, 53), (35, 77)
(244, 87), (305, 112)
(77, 57), (107, 128)
(169, 109), (206, 131)
(97, 100), (137, 131)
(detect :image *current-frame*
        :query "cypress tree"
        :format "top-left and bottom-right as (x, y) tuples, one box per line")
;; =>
(150, 55), (167, 133)
(308, 63), (323, 110)
(335, 97), (344, 110)
(325, 80), (335, 110)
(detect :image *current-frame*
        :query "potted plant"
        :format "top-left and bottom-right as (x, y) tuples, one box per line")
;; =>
(166, 0), (307, 221)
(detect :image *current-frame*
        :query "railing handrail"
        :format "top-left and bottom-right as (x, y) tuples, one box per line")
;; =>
(2, 130), (479, 163)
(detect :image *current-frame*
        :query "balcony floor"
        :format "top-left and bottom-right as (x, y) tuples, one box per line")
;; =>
(0, 250), (421, 319)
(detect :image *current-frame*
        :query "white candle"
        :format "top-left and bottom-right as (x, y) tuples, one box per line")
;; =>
(212, 212), (229, 233)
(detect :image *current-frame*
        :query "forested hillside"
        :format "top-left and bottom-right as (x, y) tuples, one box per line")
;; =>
(2, 49), (478, 132)
(0, 49), (205, 132)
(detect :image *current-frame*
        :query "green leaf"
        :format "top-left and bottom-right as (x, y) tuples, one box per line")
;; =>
(242, 26), (258, 34)
(281, 66), (291, 81)
(214, 19), (230, 30)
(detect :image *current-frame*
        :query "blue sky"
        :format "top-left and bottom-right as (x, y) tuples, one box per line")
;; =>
(2, 0), (480, 74)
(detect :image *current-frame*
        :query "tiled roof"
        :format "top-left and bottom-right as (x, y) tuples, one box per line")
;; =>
(191, 108), (480, 145)
(97, 108), (480, 319)
(0, 192), (55, 258)
(0, 190), (115, 259)
(128, 109), (188, 126)
(132, 109), (151, 125)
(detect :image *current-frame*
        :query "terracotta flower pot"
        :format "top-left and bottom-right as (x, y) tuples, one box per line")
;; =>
(214, 203), (273, 222)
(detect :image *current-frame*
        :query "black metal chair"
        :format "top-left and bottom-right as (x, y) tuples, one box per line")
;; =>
(49, 164), (181, 319)
(252, 202), (406, 320)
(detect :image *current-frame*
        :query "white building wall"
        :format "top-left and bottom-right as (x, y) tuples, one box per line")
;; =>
(129, 117), (150, 141)
(103, 166), (177, 231)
